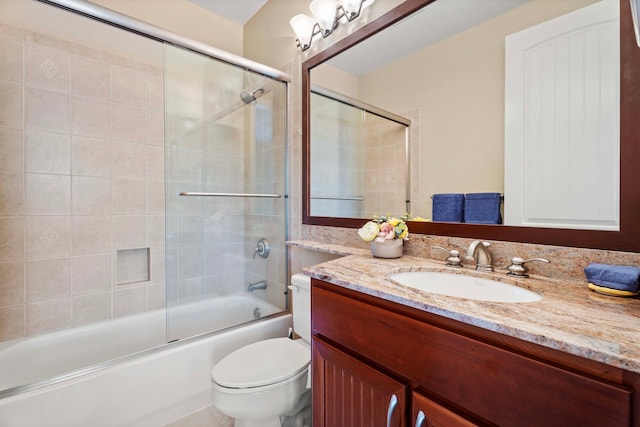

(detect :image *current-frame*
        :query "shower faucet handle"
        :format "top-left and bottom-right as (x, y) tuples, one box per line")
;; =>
(253, 238), (270, 259)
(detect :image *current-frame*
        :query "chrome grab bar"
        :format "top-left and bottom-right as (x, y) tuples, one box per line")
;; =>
(179, 192), (281, 198)
(387, 394), (398, 427)
(310, 195), (364, 201)
(415, 410), (426, 427)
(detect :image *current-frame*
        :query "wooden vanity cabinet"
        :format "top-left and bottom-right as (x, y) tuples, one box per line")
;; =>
(311, 278), (637, 427)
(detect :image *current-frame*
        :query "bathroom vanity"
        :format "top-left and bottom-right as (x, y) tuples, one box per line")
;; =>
(304, 251), (640, 427)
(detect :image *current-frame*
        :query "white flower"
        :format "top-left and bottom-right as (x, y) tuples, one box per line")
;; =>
(357, 221), (380, 241)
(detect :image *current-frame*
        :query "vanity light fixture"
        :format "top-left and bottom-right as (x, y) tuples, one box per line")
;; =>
(631, 0), (640, 47)
(290, 0), (374, 51)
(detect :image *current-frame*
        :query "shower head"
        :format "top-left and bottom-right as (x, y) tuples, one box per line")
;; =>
(240, 87), (264, 104)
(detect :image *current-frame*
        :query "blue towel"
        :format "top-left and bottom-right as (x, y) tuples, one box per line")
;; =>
(432, 193), (464, 222)
(584, 263), (640, 293)
(464, 193), (502, 224)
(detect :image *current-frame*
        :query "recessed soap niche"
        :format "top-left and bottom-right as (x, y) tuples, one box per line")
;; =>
(116, 248), (150, 285)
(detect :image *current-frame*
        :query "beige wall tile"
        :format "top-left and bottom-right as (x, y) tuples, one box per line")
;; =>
(25, 129), (71, 174)
(72, 176), (112, 216)
(25, 173), (71, 215)
(71, 55), (109, 101)
(111, 104), (145, 143)
(24, 42), (69, 94)
(113, 286), (146, 318)
(26, 258), (70, 302)
(113, 179), (146, 215)
(177, 277), (204, 301)
(25, 216), (72, 259)
(72, 254), (112, 295)
(150, 249), (165, 284)
(0, 127), (24, 173)
(146, 145), (164, 180)
(0, 217), (23, 262)
(0, 35), (23, 84)
(0, 82), (23, 129)
(0, 173), (23, 216)
(147, 181), (165, 215)
(178, 214), (204, 248)
(27, 298), (71, 335)
(113, 215), (146, 250)
(25, 87), (68, 132)
(112, 141), (146, 179)
(177, 246), (204, 281)
(147, 215), (165, 249)
(25, 31), (70, 52)
(167, 147), (203, 183)
(0, 262), (24, 307)
(146, 70), (164, 112)
(146, 283), (165, 310)
(145, 110), (164, 146)
(72, 215), (111, 255)
(0, 306), (24, 341)
(71, 96), (109, 138)
(72, 292), (111, 326)
(71, 136), (111, 177)
(111, 65), (146, 108)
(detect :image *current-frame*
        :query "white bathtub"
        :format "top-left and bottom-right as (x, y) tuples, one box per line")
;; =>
(0, 294), (290, 427)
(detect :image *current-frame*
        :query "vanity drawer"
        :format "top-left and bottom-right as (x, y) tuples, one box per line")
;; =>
(312, 282), (632, 427)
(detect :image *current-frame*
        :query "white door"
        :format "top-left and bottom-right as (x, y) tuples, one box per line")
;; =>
(504, 0), (619, 230)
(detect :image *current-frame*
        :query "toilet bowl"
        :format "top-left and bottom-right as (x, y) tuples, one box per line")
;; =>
(210, 274), (311, 427)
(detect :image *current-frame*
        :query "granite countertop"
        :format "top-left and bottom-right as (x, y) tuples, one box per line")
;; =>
(288, 241), (640, 373)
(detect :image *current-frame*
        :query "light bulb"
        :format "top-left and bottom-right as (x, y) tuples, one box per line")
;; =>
(290, 14), (316, 50)
(310, 0), (339, 35)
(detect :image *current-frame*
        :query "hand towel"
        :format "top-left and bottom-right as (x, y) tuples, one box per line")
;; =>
(584, 263), (640, 293)
(432, 193), (464, 222)
(464, 193), (502, 224)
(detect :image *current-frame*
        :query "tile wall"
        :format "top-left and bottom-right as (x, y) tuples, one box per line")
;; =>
(0, 23), (166, 342)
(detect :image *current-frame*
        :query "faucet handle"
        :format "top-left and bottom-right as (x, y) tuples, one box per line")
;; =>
(433, 246), (463, 268)
(507, 257), (550, 278)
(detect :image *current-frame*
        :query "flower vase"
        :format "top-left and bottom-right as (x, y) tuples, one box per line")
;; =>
(370, 239), (403, 259)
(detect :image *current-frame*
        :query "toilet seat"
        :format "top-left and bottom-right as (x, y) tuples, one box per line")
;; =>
(212, 338), (310, 389)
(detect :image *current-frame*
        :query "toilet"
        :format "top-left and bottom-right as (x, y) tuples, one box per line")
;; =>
(210, 273), (311, 427)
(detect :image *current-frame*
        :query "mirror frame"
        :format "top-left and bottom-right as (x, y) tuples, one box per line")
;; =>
(302, 0), (640, 252)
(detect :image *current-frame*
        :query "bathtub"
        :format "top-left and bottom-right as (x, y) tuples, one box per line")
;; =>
(0, 294), (290, 427)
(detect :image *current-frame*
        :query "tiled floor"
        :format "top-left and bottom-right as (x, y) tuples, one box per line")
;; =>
(165, 406), (233, 427)
(165, 401), (312, 427)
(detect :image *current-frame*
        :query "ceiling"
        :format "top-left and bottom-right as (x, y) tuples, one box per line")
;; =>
(187, 0), (269, 24)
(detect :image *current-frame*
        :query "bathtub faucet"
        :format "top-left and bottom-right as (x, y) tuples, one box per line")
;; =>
(248, 280), (267, 292)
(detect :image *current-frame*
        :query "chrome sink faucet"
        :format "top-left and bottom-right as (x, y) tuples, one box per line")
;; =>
(465, 241), (494, 272)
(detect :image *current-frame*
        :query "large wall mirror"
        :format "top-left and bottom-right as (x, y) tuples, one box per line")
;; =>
(302, 0), (640, 252)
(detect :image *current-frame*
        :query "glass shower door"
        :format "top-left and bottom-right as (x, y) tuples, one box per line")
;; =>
(164, 44), (288, 342)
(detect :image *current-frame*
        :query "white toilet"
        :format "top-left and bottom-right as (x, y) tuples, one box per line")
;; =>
(210, 273), (311, 427)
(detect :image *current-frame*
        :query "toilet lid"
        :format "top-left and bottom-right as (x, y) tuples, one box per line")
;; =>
(211, 338), (310, 389)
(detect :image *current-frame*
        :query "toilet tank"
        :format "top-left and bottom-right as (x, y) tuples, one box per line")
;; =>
(290, 273), (311, 343)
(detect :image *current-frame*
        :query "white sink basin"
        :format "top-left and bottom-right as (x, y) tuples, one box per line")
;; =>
(389, 271), (542, 303)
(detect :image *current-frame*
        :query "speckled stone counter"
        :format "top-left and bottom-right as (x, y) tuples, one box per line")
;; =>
(288, 241), (640, 374)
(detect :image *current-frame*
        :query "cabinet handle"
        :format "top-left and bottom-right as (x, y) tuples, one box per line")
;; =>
(386, 394), (398, 427)
(415, 410), (426, 427)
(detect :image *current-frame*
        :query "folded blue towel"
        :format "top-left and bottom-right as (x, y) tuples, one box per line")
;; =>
(464, 193), (502, 224)
(584, 263), (640, 293)
(432, 193), (464, 222)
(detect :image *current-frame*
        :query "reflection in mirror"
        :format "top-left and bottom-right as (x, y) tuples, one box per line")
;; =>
(308, 0), (619, 231)
(310, 89), (410, 218)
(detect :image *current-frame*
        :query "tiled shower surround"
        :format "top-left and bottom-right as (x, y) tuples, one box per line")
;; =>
(0, 21), (288, 344)
(0, 23), (166, 342)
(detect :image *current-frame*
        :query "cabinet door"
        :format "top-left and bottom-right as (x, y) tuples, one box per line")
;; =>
(412, 392), (479, 427)
(313, 336), (406, 427)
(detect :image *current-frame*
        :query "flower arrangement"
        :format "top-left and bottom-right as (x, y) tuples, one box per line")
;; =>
(358, 214), (409, 243)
